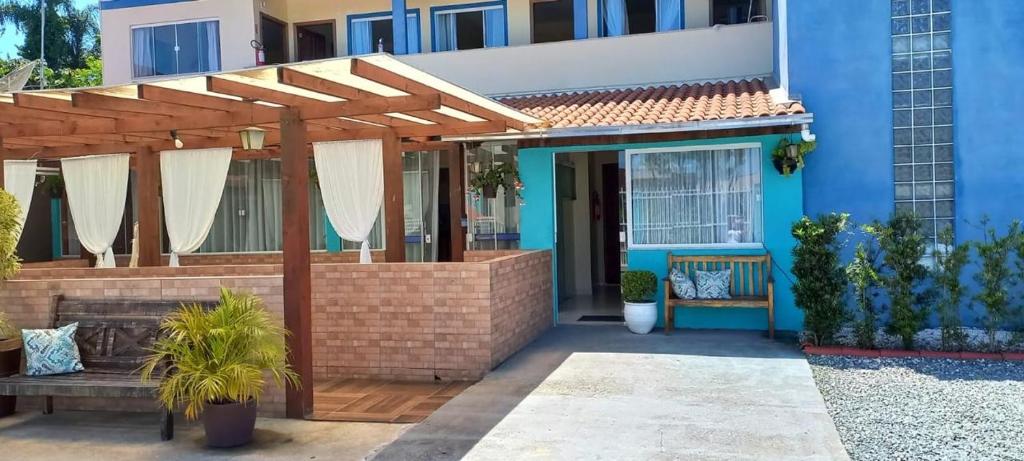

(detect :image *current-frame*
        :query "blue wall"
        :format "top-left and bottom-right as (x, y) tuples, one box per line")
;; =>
(787, 0), (893, 225)
(952, 0), (1024, 241)
(519, 135), (805, 333)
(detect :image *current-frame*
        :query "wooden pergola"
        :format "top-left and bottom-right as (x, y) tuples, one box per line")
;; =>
(0, 54), (541, 418)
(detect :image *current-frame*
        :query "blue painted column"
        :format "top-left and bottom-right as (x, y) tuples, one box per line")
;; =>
(325, 215), (342, 252)
(392, 0), (408, 55)
(573, 0), (589, 39)
(50, 198), (62, 260)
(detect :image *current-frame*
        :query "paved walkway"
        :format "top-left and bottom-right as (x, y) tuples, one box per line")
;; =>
(372, 325), (849, 461)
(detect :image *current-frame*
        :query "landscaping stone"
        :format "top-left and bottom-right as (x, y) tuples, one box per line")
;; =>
(809, 355), (1024, 461)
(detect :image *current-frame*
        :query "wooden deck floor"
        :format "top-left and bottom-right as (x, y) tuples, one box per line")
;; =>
(312, 379), (475, 423)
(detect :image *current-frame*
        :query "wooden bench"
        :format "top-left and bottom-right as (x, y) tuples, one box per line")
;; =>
(0, 296), (213, 441)
(663, 253), (775, 339)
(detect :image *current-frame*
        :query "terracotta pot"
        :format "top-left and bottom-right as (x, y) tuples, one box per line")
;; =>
(203, 400), (258, 448)
(481, 185), (498, 199)
(0, 338), (21, 418)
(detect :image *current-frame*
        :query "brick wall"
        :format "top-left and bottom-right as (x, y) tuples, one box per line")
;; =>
(1, 250), (552, 416)
(310, 250), (553, 381)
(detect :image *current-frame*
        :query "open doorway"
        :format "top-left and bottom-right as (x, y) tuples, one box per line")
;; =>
(295, 21), (336, 61)
(555, 151), (625, 324)
(260, 14), (288, 64)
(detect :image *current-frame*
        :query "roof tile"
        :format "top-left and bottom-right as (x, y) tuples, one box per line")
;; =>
(499, 78), (805, 129)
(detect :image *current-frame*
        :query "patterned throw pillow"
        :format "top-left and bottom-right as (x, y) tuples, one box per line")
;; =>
(669, 268), (697, 300)
(22, 323), (85, 376)
(695, 270), (732, 300)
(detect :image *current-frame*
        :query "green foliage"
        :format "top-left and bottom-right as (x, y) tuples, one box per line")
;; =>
(791, 213), (849, 346)
(972, 218), (1018, 349)
(932, 227), (969, 351)
(141, 288), (300, 420)
(0, 190), (22, 280)
(846, 240), (880, 349)
(863, 212), (930, 350)
(621, 270), (657, 303)
(0, 0), (98, 70)
(0, 312), (15, 340)
(771, 138), (817, 176)
(469, 163), (522, 198)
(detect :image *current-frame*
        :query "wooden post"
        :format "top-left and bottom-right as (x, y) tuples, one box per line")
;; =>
(134, 147), (162, 266)
(279, 108), (313, 419)
(382, 131), (405, 262)
(447, 143), (465, 262)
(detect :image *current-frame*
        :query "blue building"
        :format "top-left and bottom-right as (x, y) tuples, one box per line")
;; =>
(20, 0), (1015, 335)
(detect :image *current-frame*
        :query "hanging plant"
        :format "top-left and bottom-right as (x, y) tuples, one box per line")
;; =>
(772, 138), (816, 176)
(41, 175), (65, 198)
(469, 162), (522, 200)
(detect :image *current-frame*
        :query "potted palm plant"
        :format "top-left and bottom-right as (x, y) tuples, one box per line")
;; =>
(0, 312), (20, 417)
(622, 270), (658, 334)
(141, 288), (300, 448)
(469, 162), (523, 199)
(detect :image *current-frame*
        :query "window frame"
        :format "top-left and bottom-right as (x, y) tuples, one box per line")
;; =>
(597, 0), (684, 38)
(129, 18), (221, 80)
(346, 9), (422, 55)
(430, 0), (509, 52)
(624, 143), (765, 250)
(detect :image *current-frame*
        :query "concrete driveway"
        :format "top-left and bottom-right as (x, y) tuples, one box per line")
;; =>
(372, 325), (849, 461)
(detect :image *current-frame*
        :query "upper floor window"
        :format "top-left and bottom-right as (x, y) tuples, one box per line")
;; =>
(711, 0), (768, 26)
(626, 144), (763, 248)
(600, 0), (682, 37)
(431, 1), (507, 52)
(348, 10), (421, 55)
(131, 20), (220, 79)
(532, 0), (574, 44)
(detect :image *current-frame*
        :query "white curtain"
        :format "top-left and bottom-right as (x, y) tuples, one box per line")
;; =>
(603, 0), (628, 36)
(131, 27), (155, 78)
(434, 13), (458, 51)
(4, 160), (36, 243)
(628, 148), (763, 246)
(61, 154), (130, 268)
(314, 140), (384, 264)
(160, 148), (232, 266)
(656, 0), (682, 32)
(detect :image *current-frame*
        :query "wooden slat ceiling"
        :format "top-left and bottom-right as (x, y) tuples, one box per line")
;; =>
(0, 54), (541, 160)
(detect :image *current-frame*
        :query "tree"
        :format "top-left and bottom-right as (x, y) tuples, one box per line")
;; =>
(792, 213), (850, 346)
(0, 0), (99, 70)
(864, 212), (930, 350)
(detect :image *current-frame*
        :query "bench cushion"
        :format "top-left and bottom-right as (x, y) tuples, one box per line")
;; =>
(0, 372), (158, 399)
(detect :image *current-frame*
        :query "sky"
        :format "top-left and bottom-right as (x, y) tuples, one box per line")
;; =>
(0, 0), (98, 59)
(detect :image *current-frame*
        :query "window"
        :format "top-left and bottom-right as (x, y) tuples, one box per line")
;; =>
(131, 20), (220, 79)
(465, 142), (520, 250)
(600, 0), (682, 37)
(348, 11), (421, 55)
(626, 145), (763, 247)
(532, 0), (574, 44)
(432, 1), (507, 52)
(711, 0), (768, 26)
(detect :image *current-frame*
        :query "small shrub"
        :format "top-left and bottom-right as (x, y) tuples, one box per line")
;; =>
(846, 240), (881, 349)
(791, 213), (849, 346)
(932, 227), (969, 351)
(973, 218), (1018, 349)
(621, 270), (657, 303)
(0, 190), (21, 280)
(864, 212), (930, 350)
(0, 312), (15, 340)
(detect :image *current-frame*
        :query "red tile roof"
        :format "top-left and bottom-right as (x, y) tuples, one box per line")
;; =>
(498, 79), (806, 129)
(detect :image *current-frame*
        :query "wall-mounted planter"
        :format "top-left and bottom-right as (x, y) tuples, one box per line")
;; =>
(771, 139), (816, 176)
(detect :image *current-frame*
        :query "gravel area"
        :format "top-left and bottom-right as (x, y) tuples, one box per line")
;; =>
(809, 355), (1024, 461)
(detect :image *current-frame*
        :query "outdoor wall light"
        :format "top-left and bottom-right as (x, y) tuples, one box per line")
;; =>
(170, 130), (184, 149)
(239, 127), (266, 151)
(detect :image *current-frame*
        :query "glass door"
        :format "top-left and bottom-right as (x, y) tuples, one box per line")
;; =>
(403, 151), (440, 262)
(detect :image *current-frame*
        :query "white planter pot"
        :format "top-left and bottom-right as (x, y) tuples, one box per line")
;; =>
(624, 301), (657, 335)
